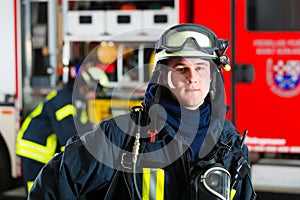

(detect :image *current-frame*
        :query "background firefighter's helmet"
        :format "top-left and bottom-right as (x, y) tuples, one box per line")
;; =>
(62, 59), (109, 90)
(80, 66), (109, 89)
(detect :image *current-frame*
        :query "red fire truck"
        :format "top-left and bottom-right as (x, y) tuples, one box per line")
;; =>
(195, 0), (300, 154)
(0, 0), (22, 192)
(190, 0), (300, 194)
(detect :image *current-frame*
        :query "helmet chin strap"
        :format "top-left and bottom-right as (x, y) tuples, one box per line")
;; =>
(167, 71), (176, 89)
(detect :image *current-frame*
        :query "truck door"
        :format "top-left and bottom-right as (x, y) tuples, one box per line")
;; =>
(234, 0), (300, 153)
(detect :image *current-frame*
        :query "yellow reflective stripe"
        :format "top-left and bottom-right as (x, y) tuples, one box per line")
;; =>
(55, 104), (76, 121)
(16, 133), (57, 164)
(156, 169), (164, 200)
(46, 90), (57, 100)
(16, 97), (58, 164)
(31, 102), (44, 117)
(80, 109), (88, 124)
(230, 189), (236, 200)
(27, 181), (34, 193)
(17, 102), (44, 143)
(142, 168), (164, 200)
(143, 168), (151, 200)
(60, 146), (65, 152)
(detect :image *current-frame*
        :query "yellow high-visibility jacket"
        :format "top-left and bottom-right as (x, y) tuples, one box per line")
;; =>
(16, 86), (92, 193)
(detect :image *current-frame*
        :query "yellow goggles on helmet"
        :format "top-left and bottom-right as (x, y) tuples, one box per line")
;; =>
(154, 23), (229, 63)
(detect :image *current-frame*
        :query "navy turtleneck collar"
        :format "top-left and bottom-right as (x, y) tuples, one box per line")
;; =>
(159, 90), (211, 158)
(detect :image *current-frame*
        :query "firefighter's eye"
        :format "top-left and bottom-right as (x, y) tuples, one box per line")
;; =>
(175, 67), (187, 73)
(195, 64), (210, 72)
(195, 66), (204, 71)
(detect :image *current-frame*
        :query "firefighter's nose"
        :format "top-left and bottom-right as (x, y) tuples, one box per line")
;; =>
(186, 69), (198, 83)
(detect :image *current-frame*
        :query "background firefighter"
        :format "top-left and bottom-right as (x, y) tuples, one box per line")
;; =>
(16, 64), (108, 194)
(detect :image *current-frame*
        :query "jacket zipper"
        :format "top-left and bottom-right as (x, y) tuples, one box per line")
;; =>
(184, 149), (192, 183)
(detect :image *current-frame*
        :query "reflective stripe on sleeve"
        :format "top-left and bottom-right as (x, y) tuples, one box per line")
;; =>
(16, 133), (57, 164)
(16, 102), (58, 163)
(16, 102), (44, 152)
(80, 109), (88, 124)
(46, 90), (57, 100)
(55, 104), (76, 121)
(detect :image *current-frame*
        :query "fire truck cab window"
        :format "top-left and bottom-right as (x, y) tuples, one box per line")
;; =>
(247, 0), (300, 31)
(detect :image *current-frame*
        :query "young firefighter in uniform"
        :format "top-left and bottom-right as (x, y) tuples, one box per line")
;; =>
(28, 23), (256, 200)
(16, 65), (107, 194)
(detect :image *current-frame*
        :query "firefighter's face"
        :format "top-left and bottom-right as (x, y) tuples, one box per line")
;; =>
(165, 57), (211, 110)
(80, 85), (96, 100)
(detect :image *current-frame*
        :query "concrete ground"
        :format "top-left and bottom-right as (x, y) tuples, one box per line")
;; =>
(0, 187), (26, 200)
(1, 186), (300, 200)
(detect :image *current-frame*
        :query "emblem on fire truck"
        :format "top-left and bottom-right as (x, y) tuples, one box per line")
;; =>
(267, 58), (300, 97)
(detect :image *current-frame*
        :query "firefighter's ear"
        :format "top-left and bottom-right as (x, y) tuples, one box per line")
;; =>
(154, 62), (168, 85)
(161, 70), (168, 85)
(210, 71), (216, 100)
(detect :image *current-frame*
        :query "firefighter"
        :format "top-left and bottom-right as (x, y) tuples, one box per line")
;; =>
(16, 64), (108, 194)
(28, 23), (256, 200)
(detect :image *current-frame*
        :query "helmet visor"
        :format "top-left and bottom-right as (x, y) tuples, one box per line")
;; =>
(156, 24), (219, 56)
